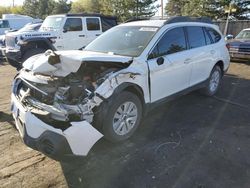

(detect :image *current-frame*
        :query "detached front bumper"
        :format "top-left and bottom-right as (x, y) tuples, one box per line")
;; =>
(11, 94), (103, 161)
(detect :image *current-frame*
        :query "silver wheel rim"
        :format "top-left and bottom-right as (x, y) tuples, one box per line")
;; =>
(112, 101), (138, 136)
(209, 70), (220, 92)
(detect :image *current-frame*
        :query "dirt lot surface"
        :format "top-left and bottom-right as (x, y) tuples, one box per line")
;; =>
(0, 62), (250, 188)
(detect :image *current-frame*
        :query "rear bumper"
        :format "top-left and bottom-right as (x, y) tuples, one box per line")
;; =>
(11, 92), (103, 161)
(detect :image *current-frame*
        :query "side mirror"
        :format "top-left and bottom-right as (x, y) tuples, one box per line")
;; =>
(156, 57), (164, 65)
(225, 34), (234, 40)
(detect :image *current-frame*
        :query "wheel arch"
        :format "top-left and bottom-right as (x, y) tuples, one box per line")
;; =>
(214, 60), (225, 75)
(21, 38), (56, 55)
(111, 82), (147, 116)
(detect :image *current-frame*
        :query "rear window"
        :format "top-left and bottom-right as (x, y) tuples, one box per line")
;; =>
(86, 18), (100, 31)
(203, 27), (213, 45)
(186, 26), (206, 48)
(205, 27), (221, 43)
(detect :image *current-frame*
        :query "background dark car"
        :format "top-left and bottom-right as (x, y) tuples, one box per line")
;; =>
(227, 28), (250, 62)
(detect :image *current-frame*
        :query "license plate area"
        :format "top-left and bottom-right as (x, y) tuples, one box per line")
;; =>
(11, 102), (25, 137)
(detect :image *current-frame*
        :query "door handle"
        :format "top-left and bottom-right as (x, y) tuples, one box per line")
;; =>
(96, 34), (100, 36)
(79, 35), (85, 37)
(184, 58), (191, 64)
(210, 50), (215, 54)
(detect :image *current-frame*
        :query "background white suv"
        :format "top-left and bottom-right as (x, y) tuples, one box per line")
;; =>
(11, 17), (230, 160)
(5, 13), (117, 69)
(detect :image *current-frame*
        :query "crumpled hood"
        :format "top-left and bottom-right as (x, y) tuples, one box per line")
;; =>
(23, 50), (133, 77)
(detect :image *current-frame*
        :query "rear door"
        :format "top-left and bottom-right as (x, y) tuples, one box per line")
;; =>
(186, 26), (216, 86)
(83, 17), (102, 46)
(62, 17), (86, 50)
(147, 27), (192, 102)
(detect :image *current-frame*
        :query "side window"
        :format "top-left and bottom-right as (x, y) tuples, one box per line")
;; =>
(150, 27), (187, 58)
(86, 18), (100, 31)
(186, 26), (206, 49)
(0, 20), (10, 28)
(63, 18), (82, 32)
(206, 27), (221, 43)
(203, 27), (213, 45)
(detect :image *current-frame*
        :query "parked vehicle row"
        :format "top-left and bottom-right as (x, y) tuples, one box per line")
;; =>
(0, 14), (41, 35)
(0, 22), (42, 62)
(4, 13), (117, 69)
(10, 16), (230, 160)
(226, 28), (250, 62)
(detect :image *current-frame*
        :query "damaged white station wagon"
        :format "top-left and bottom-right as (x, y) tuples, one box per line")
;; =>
(11, 17), (230, 160)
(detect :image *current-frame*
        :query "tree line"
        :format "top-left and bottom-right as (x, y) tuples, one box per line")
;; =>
(0, 0), (249, 21)
(0, 0), (158, 21)
(165, 0), (250, 20)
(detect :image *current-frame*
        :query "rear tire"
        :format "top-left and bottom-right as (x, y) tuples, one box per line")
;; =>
(201, 65), (222, 96)
(6, 58), (22, 70)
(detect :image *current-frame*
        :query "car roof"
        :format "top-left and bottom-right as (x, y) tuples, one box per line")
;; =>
(121, 20), (166, 27)
(46, 13), (116, 20)
(120, 19), (216, 29)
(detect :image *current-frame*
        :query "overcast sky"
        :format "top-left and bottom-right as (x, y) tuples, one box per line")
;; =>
(0, 0), (167, 15)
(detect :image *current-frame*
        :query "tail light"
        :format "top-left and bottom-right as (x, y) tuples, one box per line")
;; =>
(226, 43), (230, 50)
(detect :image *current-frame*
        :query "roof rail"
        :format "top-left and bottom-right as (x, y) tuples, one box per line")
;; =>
(124, 17), (150, 23)
(66, 13), (117, 20)
(164, 16), (212, 24)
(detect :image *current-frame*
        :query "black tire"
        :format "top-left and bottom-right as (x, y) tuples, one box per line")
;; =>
(21, 48), (46, 63)
(201, 65), (222, 96)
(96, 91), (143, 142)
(6, 58), (22, 70)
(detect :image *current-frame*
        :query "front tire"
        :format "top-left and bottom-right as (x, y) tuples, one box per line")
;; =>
(201, 65), (222, 96)
(100, 91), (142, 142)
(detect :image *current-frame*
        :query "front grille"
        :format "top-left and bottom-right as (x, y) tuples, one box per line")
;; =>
(239, 47), (250, 53)
(5, 36), (16, 48)
(29, 87), (54, 105)
(16, 79), (54, 105)
(41, 139), (54, 155)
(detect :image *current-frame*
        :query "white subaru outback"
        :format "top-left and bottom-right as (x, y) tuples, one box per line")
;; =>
(11, 17), (230, 160)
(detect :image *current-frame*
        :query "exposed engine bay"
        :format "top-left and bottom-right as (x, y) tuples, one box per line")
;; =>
(11, 50), (146, 157)
(15, 62), (127, 128)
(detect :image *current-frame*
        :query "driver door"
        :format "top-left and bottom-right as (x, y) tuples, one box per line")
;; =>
(147, 27), (192, 102)
(62, 17), (86, 50)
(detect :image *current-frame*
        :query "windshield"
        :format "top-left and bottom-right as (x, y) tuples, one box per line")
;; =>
(235, 30), (250, 40)
(85, 26), (158, 57)
(40, 17), (63, 31)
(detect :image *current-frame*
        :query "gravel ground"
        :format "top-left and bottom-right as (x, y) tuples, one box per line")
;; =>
(0, 61), (250, 188)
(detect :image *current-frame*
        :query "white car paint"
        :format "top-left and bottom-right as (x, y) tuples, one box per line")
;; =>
(23, 50), (133, 77)
(11, 19), (230, 158)
(12, 93), (103, 156)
